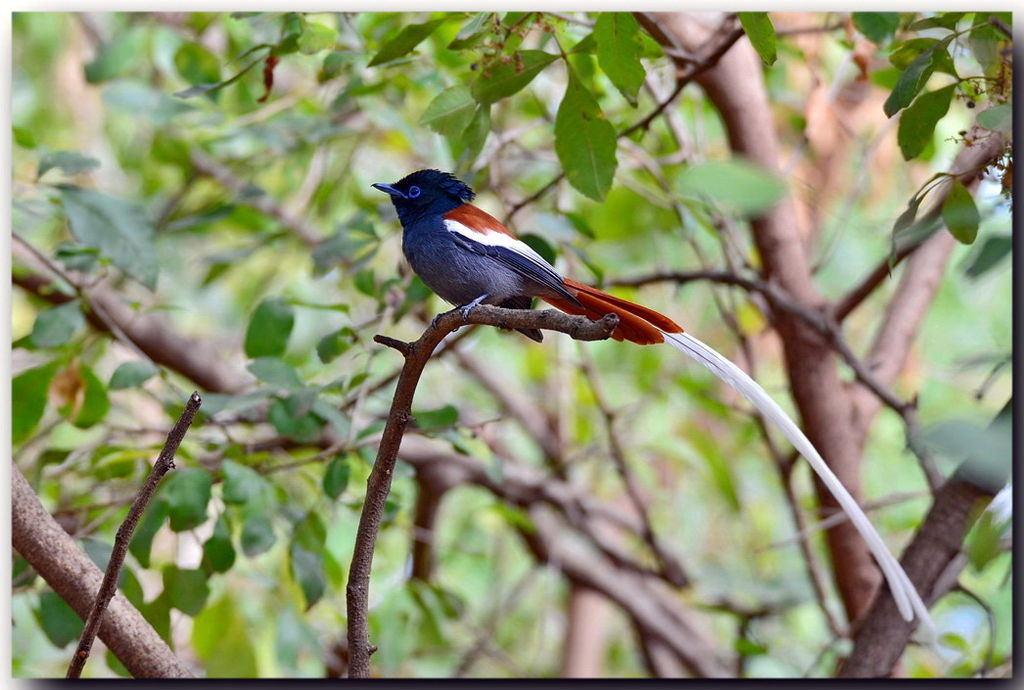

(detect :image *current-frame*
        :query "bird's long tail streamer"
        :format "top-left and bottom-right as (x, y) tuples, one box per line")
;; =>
(662, 330), (934, 635)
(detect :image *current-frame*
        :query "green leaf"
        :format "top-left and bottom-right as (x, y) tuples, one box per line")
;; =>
(275, 606), (319, 668)
(162, 566), (210, 616)
(84, 29), (145, 83)
(247, 357), (303, 389)
(738, 13), (777, 65)
(354, 268), (376, 297)
(129, 499), (170, 568)
(969, 23), (1003, 76)
(420, 85), (477, 138)
(852, 12), (901, 44)
(203, 513), (237, 573)
(471, 50), (558, 105)
(293, 511), (327, 552)
(594, 13), (646, 105)
(891, 194), (924, 237)
(139, 592), (172, 644)
(735, 637), (768, 657)
(570, 32), (596, 55)
(977, 104), (1011, 133)
(163, 468), (213, 532)
(897, 84), (955, 160)
(413, 404), (459, 431)
(192, 594), (259, 677)
(174, 42), (221, 86)
(942, 180), (980, 244)
(72, 365), (110, 429)
(965, 509), (1007, 571)
(30, 300), (84, 348)
(367, 18), (446, 67)
(269, 393), (323, 442)
(55, 243), (100, 272)
(37, 150), (100, 179)
(34, 590), (83, 648)
(316, 327), (356, 364)
(244, 298), (295, 358)
(889, 38), (956, 75)
(318, 50), (354, 82)
(451, 105), (491, 167)
(221, 459), (269, 505)
(907, 13), (965, 31)
(448, 12), (492, 50)
(289, 543), (325, 610)
(554, 69), (618, 201)
(241, 512), (276, 557)
(322, 456), (351, 499)
(59, 185), (158, 289)
(520, 234), (556, 264)
(298, 21), (338, 55)
(564, 212), (595, 238)
(965, 234), (1011, 279)
(109, 360), (159, 390)
(676, 159), (787, 216)
(14, 126), (37, 148)
(883, 42), (948, 117)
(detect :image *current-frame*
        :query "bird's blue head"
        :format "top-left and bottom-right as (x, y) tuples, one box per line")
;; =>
(372, 169), (475, 226)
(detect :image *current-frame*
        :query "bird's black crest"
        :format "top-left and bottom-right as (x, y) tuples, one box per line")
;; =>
(397, 169), (475, 202)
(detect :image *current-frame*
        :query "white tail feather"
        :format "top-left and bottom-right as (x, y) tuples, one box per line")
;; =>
(663, 331), (934, 634)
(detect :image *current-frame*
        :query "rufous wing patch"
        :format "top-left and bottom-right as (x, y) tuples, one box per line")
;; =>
(444, 204), (518, 238)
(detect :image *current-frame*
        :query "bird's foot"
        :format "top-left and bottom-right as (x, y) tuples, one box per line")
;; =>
(459, 294), (489, 321)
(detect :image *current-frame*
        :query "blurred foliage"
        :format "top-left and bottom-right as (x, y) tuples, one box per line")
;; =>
(11, 11), (1012, 678)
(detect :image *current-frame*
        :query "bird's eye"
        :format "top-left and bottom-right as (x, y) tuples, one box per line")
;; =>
(407, 186), (421, 199)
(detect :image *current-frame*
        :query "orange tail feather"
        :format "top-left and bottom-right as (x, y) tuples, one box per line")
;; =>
(542, 279), (684, 345)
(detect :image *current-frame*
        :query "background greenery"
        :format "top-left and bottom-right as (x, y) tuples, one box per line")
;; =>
(11, 11), (1012, 678)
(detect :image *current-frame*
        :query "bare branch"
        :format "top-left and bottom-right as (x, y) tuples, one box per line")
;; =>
(346, 305), (619, 677)
(13, 466), (192, 677)
(13, 259), (247, 394)
(66, 392), (202, 677)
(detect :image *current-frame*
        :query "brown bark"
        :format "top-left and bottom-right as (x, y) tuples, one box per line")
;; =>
(12, 467), (192, 678)
(658, 12), (877, 622)
(13, 266), (247, 394)
(838, 477), (994, 676)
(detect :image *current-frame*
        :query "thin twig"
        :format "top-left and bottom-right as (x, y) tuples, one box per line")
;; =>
(67, 391), (202, 678)
(608, 268), (945, 488)
(345, 305), (618, 677)
(578, 348), (688, 587)
(189, 149), (320, 246)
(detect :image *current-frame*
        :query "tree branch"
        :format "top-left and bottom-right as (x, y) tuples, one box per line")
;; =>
(13, 260), (247, 394)
(649, 11), (965, 623)
(67, 392), (202, 677)
(13, 466), (192, 678)
(345, 305), (618, 677)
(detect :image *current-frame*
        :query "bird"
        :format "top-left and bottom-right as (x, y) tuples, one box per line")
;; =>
(373, 168), (932, 633)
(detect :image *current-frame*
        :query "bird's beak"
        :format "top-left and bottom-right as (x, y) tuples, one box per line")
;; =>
(372, 182), (405, 199)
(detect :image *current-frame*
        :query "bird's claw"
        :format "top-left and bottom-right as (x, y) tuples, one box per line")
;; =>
(458, 294), (489, 322)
